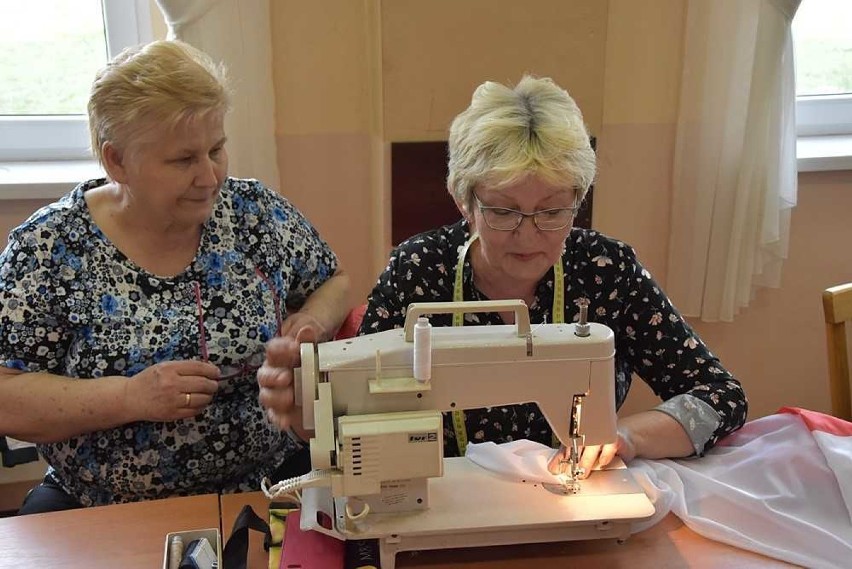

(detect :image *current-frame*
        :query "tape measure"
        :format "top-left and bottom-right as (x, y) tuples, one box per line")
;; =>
(450, 233), (565, 456)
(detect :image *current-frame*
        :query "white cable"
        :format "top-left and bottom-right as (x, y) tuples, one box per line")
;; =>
(261, 468), (336, 502)
(344, 499), (371, 521)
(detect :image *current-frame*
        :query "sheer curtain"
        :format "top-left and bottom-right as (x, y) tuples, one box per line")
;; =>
(666, 0), (800, 322)
(154, 0), (280, 190)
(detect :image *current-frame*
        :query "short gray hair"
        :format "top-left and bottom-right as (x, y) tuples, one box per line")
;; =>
(447, 75), (595, 211)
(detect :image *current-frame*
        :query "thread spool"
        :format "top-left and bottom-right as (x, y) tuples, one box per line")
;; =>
(169, 535), (183, 569)
(413, 316), (432, 382)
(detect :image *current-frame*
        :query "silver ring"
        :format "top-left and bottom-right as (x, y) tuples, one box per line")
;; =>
(185, 393), (192, 407)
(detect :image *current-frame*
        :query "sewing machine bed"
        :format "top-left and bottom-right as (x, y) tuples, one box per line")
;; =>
(302, 456), (656, 569)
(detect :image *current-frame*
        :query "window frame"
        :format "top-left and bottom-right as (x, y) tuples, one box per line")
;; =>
(0, 0), (153, 161)
(797, 95), (852, 137)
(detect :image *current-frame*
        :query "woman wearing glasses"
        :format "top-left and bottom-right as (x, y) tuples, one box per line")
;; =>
(354, 76), (747, 472)
(0, 40), (350, 513)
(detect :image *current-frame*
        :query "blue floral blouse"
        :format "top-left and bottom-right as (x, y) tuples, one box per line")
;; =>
(0, 177), (338, 506)
(358, 220), (748, 457)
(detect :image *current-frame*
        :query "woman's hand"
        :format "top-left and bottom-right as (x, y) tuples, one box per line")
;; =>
(257, 325), (317, 432)
(278, 311), (330, 344)
(547, 427), (637, 479)
(576, 427), (638, 477)
(126, 361), (220, 422)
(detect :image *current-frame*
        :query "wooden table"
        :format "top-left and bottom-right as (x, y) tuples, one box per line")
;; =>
(0, 494), (220, 568)
(220, 492), (796, 569)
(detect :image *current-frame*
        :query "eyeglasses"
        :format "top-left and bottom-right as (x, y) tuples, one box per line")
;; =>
(473, 194), (580, 231)
(193, 267), (282, 382)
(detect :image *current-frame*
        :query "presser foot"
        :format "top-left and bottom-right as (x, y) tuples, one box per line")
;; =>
(551, 437), (585, 494)
(552, 465), (584, 495)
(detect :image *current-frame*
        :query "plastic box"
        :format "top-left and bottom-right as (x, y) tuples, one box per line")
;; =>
(162, 528), (222, 569)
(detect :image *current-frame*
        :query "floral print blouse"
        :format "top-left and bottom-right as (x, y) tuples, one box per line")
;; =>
(358, 220), (747, 457)
(0, 177), (338, 506)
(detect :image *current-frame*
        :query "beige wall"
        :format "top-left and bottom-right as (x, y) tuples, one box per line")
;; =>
(1, 0), (849, 425)
(270, 0), (383, 304)
(381, 0), (607, 141)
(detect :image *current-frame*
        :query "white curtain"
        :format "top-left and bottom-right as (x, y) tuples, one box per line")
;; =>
(154, 0), (280, 191)
(666, 0), (800, 322)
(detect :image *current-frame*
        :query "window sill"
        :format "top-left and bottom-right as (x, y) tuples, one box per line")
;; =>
(797, 134), (852, 172)
(2, 139), (848, 201)
(0, 160), (102, 201)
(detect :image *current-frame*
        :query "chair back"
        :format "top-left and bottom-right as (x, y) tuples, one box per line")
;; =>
(334, 304), (367, 341)
(822, 283), (852, 420)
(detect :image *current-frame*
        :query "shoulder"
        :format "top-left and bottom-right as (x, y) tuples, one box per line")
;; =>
(5, 179), (97, 250)
(219, 177), (309, 229)
(219, 177), (290, 214)
(565, 228), (641, 270)
(391, 220), (469, 263)
(1, 180), (99, 287)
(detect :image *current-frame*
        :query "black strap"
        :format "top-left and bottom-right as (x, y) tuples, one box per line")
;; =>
(222, 504), (272, 569)
(0, 437), (39, 467)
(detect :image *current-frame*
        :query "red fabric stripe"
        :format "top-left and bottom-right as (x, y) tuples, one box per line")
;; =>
(778, 407), (852, 436)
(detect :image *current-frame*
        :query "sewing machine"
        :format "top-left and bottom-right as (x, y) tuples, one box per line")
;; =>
(283, 300), (655, 569)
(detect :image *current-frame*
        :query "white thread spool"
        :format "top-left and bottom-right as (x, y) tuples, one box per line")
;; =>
(413, 316), (432, 382)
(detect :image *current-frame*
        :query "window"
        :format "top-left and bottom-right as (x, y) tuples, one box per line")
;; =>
(793, 0), (852, 137)
(0, 0), (153, 161)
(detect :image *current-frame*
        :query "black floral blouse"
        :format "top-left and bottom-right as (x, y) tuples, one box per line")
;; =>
(358, 220), (747, 457)
(0, 177), (338, 506)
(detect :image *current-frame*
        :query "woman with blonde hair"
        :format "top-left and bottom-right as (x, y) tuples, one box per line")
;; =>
(349, 75), (747, 471)
(0, 40), (350, 513)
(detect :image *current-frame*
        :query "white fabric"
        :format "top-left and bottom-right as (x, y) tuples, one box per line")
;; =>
(666, 0), (800, 322)
(466, 439), (564, 485)
(154, 0), (281, 190)
(814, 430), (852, 513)
(631, 412), (852, 569)
(467, 410), (852, 568)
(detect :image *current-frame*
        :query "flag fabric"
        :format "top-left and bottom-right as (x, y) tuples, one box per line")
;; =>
(467, 408), (852, 568)
(630, 408), (852, 569)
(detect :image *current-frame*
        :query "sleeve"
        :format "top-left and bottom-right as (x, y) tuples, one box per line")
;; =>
(0, 230), (71, 374)
(249, 182), (340, 310)
(357, 248), (408, 336)
(612, 242), (748, 454)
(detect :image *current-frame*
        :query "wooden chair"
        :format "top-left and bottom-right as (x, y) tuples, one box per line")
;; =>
(822, 283), (852, 420)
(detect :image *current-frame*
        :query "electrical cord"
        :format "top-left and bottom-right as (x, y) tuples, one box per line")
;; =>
(261, 468), (336, 503)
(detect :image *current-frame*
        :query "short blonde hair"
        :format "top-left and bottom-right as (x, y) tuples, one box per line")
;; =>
(88, 40), (230, 167)
(447, 75), (595, 211)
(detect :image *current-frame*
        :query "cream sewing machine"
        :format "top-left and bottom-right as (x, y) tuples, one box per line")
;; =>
(272, 300), (654, 569)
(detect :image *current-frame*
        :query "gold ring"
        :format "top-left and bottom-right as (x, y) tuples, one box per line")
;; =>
(185, 393), (192, 407)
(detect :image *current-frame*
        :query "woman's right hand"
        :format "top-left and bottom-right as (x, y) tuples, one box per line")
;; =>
(125, 361), (220, 422)
(257, 326), (318, 432)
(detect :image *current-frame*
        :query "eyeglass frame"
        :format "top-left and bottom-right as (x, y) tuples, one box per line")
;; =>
(472, 192), (582, 232)
(193, 267), (282, 382)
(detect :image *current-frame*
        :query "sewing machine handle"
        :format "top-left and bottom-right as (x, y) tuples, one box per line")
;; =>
(403, 300), (531, 341)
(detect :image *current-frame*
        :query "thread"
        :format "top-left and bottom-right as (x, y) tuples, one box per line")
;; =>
(169, 535), (183, 569)
(413, 316), (432, 382)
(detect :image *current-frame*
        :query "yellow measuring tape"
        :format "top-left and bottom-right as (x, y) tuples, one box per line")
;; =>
(450, 234), (565, 456)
